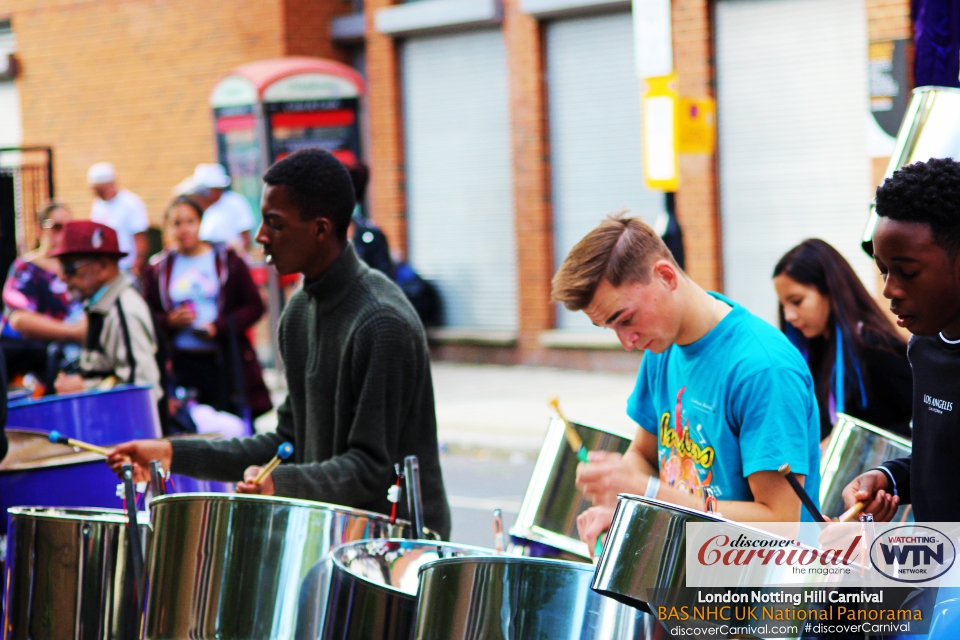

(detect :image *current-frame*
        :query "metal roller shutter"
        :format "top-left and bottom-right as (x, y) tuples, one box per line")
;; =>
(716, 0), (874, 324)
(402, 30), (516, 330)
(546, 12), (667, 331)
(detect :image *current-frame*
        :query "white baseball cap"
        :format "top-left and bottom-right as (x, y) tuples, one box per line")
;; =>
(192, 163), (231, 189)
(172, 176), (198, 196)
(87, 162), (116, 185)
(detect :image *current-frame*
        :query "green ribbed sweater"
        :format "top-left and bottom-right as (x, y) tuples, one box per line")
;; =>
(171, 243), (451, 539)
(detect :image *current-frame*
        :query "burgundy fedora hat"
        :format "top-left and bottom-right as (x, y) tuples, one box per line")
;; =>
(49, 220), (128, 258)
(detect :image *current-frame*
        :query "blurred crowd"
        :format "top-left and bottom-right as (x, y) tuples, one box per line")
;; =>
(0, 158), (439, 437)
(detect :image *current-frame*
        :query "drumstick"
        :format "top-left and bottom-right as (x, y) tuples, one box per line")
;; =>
(548, 396), (589, 463)
(838, 501), (868, 523)
(778, 464), (828, 523)
(48, 430), (111, 456)
(251, 442), (294, 485)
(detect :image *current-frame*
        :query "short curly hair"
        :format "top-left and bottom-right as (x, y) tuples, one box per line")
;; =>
(875, 157), (960, 255)
(263, 148), (356, 238)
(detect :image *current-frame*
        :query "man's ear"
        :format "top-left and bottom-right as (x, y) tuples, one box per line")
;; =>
(652, 259), (679, 290)
(314, 216), (335, 241)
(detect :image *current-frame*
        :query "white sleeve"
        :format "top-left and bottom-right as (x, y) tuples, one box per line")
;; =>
(232, 193), (256, 233)
(127, 193), (150, 234)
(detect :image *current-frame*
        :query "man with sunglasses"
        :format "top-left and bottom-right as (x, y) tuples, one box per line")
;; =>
(50, 221), (161, 406)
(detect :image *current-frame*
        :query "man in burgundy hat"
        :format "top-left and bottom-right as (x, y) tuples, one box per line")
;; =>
(50, 221), (161, 405)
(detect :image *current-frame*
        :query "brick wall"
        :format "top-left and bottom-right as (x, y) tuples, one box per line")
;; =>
(866, 0), (912, 189)
(673, 0), (721, 293)
(11, 0), (350, 227)
(364, 0), (407, 259)
(282, 0), (353, 61)
(503, 0), (554, 354)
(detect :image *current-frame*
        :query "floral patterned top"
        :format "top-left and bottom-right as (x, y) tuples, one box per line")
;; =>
(1, 259), (83, 337)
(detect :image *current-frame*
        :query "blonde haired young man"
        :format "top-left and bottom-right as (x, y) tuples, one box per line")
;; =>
(555, 214), (821, 552)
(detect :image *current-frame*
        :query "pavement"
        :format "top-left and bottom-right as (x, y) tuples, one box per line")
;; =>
(430, 361), (640, 454)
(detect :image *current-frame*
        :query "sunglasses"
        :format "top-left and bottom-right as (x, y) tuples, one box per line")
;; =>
(41, 219), (64, 231)
(60, 258), (95, 277)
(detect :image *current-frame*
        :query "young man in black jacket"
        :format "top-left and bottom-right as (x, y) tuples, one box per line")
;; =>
(108, 149), (451, 539)
(842, 158), (960, 522)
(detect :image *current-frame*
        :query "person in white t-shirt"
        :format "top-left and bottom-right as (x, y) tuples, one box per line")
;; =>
(87, 162), (149, 275)
(190, 164), (255, 250)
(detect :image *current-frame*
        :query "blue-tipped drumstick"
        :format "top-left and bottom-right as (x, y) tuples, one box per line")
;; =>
(49, 430), (110, 456)
(252, 442), (294, 485)
(549, 396), (589, 464)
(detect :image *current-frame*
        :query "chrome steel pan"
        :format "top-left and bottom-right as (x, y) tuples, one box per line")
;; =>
(510, 416), (633, 560)
(862, 86), (960, 248)
(413, 555), (659, 639)
(320, 539), (493, 640)
(3, 507), (151, 640)
(820, 413), (912, 522)
(591, 494), (829, 626)
(142, 493), (418, 639)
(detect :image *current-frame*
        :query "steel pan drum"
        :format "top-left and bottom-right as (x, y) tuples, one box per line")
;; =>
(143, 493), (421, 639)
(510, 416), (633, 560)
(820, 413), (912, 522)
(3, 507), (151, 640)
(0, 429), (123, 536)
(0, 430), (232, 536)
(8, 384), (161, 445)
(321, 539), (494, 640)
(414, 555), (658, 639)
(863, 86), (960, 250)
(591, 494), (828, 629)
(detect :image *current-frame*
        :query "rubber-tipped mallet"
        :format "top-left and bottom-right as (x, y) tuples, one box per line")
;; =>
(778, 463), (828, 523)
(49, 430), (111, 456)
(549, 396), (589, 463)
(252, 442), (294, 485)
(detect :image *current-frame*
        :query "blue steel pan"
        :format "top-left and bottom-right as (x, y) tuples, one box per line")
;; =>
(8, 384), (161, 445)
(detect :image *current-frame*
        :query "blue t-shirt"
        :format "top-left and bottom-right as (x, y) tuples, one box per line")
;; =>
(168, 250), (220, 351)
(627, 293), (822, 521)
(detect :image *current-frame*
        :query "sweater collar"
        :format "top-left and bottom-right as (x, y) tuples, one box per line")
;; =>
(302, 242), (367, 313)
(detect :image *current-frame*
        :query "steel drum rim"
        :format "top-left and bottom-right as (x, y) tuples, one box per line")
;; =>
(150, 491), (412, 525)
(833, 412), (911, 447)
(7, 382), (153, 407)
(617, 493), (725, 522)
(7, 506), (150, 524)
(0, 451), (105, 472)
(556, 416), (636, 440)
(912, 85), (960, 96)
(416, 553), (595, 578)
(331, 538), (495, 594)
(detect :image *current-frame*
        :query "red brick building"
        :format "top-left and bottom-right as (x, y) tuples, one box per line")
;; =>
(0, 0), (913, 371)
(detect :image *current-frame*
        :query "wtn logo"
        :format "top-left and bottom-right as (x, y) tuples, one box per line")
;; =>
(878, 543), (943, 566)
(870, 526), (956, 583)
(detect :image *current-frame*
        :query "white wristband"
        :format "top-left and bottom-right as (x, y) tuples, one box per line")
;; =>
(645, 477), (660, 499)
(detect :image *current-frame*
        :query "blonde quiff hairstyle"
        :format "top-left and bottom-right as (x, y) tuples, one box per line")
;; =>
(552, 212), (678, 311)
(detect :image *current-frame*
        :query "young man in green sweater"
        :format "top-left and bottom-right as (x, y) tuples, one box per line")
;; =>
(108, 149), (451, 539)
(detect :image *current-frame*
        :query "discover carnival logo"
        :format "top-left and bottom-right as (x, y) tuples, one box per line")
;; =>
(686, 522), (960, 588)
(869, 526), (956, 583)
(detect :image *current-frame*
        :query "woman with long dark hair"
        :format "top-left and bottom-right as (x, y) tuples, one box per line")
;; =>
(772, 239), (911, 441)
(141, 196), (272, 422)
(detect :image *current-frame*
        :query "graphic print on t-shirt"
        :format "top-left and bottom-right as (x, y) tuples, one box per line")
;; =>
(658, 386), (716, 498)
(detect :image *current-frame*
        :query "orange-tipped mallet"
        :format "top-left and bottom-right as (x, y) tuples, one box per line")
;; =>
(549, 396), (589, 464)
(49, 430), (111, 456)
(252, 442), (294, 485)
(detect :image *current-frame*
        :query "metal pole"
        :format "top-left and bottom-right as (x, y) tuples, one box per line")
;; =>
(403, 456), (425, 540)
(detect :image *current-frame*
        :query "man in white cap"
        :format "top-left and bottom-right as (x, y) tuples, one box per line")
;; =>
(88, 162), (149, 276)
(191, 163), (255, 250)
